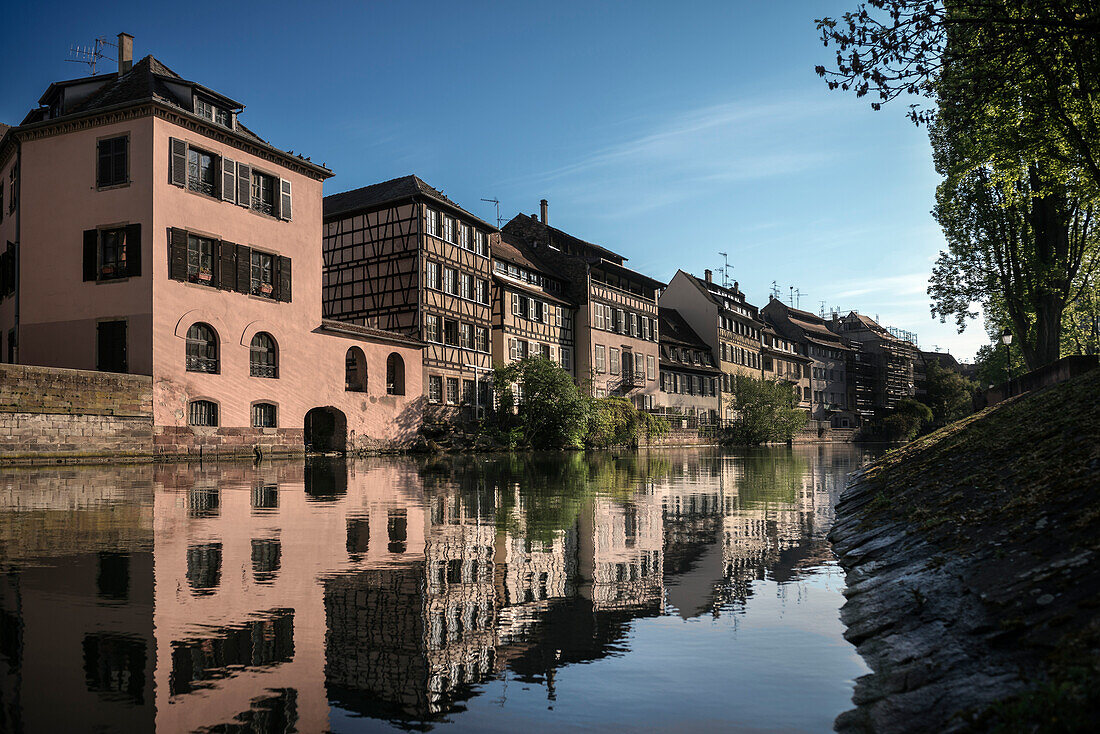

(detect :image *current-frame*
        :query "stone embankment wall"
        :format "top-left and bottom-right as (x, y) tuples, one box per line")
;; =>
(829, 369), (1100, 732)
(0, 363), (154, 463)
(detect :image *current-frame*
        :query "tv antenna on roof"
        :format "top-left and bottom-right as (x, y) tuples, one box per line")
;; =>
(481, 198), (502, 228)
(66, 36), (114, 75)
(718, 251), (732, 287)
(819, 300), (827, 318)
(770, 280), (781, 299)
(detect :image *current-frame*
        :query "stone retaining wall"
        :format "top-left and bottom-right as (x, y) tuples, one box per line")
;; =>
(0, 363), (155, 462)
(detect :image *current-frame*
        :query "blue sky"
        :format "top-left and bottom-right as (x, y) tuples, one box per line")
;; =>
(0, 0), (985, 360)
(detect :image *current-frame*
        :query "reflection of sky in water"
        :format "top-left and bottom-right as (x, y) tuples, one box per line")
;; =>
(0, 446), (874, 733)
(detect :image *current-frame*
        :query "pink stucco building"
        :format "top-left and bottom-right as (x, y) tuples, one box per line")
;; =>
(0, 34), (424, 453)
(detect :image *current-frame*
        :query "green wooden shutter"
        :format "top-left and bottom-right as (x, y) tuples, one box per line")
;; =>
(168, 228), (188, 281)
(83, 229), (98, 281)
(124, 224), (141, 277)
(276, 256), (292, 302)
(169, 138), (187, 187)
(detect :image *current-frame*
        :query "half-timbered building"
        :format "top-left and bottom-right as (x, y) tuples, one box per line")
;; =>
(656, 308), (722, 423)
(502, 203), (662, 408)
(660, 269), (765, 419)
(761, 323), (812, 414)
(490, 232), (576, 378)
(0, 34), (424, 454)
(323, 176), (494, 413)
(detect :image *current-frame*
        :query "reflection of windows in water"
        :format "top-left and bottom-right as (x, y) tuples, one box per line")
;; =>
(0, 608), (23, 671)
(97, 551), (130, 600)
(82, 633), (147, 704)
(188, 486), (220, 518)
(251, 482), (278, 512)
(387, 509), (407, 553)
(623, 504), (638, 548)
(196, 688), (299, 732)
(186, 543), (222, 595)
(251, 539), (282, 583)
(169, 610), (294, 695)
(446, 559), (462, 585)
(346, 517), (369, 556)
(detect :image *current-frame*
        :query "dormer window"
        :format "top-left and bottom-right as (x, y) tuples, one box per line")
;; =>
(195, 97), (230, 127)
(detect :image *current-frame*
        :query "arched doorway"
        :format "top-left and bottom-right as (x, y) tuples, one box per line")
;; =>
(305, 406), (347, 453)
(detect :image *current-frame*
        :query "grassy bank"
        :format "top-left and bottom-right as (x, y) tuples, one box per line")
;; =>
(831, 369), (1100, 731)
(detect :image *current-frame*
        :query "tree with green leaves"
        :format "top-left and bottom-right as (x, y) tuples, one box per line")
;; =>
(490, 356), (589, 449)
(881, 398), (934, 442)
(815, 1), (1100, 189)
(927, 150), (1100, 369)
(724, 375), (808, 446)
(919, 359), (976, 428)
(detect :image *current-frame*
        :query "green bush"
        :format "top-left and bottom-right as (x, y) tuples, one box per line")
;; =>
(723, 375), (808, 446)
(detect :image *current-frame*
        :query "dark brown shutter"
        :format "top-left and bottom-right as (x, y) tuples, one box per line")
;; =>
(124, 224), (141, 277)
(169, 138), (187, 187)
(0, 250), (9, 295)
(278, 179), (292, 220)
(276, 256), (292, 302)
(221, 158), (236, 202)
(236, 164), (251, 208)
(83, 229), (98, 281)
(168, 228), (188, 281)
(236, 244), (252, 294)
(218, 241), (237, 290)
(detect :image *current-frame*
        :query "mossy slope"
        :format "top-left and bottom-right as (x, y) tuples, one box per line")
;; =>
(830, 369), (1100, 732)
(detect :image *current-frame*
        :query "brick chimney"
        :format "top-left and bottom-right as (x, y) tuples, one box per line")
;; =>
(704, 269), (712, 283)
(540, 199), (549, 224)
(118, 33), (133, 74)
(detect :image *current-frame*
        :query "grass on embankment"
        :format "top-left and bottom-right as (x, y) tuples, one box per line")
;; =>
(852, 369), (1100, 731)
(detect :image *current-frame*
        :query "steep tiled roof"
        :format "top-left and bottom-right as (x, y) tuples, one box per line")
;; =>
(503, 213), (625, 263)
(17, 55), (327, 177)
(493, 232), (551, 273)
(659, 308), (709, 350)
(324, 175), (495, 229)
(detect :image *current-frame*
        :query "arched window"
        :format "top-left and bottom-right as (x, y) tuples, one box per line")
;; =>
(249, 332), (277, 378)
(185, 323), (219, 373)
(345, 347), (366, 392)
(386, 353), (405, 395)
(188, 399), (218, 426)
(251, 402), (277, 428)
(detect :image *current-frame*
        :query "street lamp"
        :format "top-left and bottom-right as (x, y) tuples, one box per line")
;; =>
(1000, 327), (1013, 389)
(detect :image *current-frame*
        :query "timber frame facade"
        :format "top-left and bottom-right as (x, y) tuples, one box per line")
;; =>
(502, 210), (663, 408)
(323, 175), (495, 410)
(491, 232), (576, 376)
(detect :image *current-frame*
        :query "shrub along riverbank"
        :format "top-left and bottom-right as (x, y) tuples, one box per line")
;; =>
(829, 369), (1100, 731)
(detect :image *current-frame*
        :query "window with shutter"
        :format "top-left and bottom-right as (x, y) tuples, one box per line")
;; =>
(236, 245), (252, 291)
(279, 179), (292, 220)
(221, 159), (236, 202)
(276, 256), (291, 302)
(168, 228), (189, 281)
(97, 136), (129, 188)
(218, 241), (237, 290)
(236, 164), (251, 207)
(83, 230), (98, 281)
(169, 138), (188, 187)
(124, 224), (141, 277)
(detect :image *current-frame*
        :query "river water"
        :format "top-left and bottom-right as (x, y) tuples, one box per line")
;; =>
(0, 446), (874, 733)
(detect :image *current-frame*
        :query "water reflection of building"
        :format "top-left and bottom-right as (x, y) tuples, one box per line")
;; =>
(579, 489), (664, 614)
(153, 459), (428, 733)
(0, 446), (868, 732)
(0, 466), (156, 733)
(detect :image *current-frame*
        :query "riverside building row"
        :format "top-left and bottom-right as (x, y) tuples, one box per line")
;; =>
(0, 34), (927, 449)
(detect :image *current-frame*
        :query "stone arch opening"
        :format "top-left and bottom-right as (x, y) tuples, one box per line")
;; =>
(304, 406), (347, 454)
